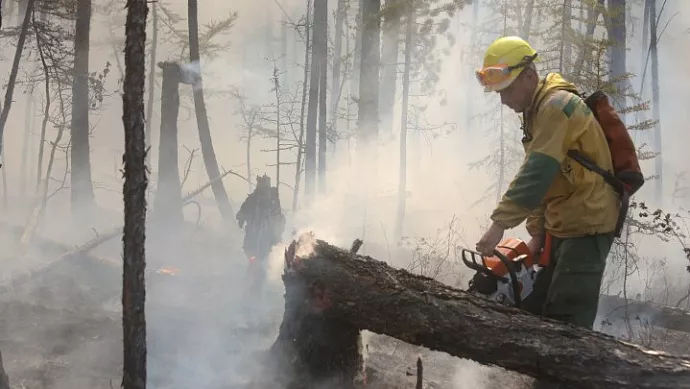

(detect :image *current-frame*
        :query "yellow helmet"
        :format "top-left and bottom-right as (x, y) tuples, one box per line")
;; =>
(476, 36), (538, 92)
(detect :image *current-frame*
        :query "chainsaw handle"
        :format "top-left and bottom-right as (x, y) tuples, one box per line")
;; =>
(459, 248), (500, 280)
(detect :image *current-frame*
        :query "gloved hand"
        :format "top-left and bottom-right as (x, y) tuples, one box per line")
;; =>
(476, 221), (505, 256)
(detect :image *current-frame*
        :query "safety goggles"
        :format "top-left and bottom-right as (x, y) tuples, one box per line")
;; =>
(475, 53), (538, 89)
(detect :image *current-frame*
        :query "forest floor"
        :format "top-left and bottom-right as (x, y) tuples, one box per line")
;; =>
(0, 225), (688, 389)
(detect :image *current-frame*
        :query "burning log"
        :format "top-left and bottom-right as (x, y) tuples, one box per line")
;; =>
(270, 232), (690, 389)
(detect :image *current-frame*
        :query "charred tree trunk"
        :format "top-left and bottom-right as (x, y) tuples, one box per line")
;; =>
(0, 0), (33, 164)
(187, 0), (235, 224)
(121, 0), (149, 388)
(271, 233), (690, 388)
(394, 6), (413, 243)
(151, 62), (183, 225)
(144, 0), (158, 167)
(357, 0), (381, 146)
(70, 0), (97, 215)
(379, 0), (401, 136)
(317, 0), (327, 194)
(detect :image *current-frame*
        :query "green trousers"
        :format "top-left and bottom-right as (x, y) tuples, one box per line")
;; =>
(521, 233), (614, 329)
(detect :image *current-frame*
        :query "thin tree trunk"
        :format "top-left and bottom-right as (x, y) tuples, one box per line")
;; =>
(394, 5), (413, 242)
(292, 0), (311, 212)
(144, 0), (158, 167)
(317, 0), (327, 194)
(34, 7), (50, 195)
(20, 86), (33, 197)
(649, 0), (662, 200)
(305, 0), (323, 203)
(0, 0), (33, 159)
(187, 0), (235, 223)
(352, 0), (364, 98)
(70, 0), (97, 215)
(121, 0), (149, 388)
(379, 0), (401, 135)
(357, 0), (381, 145)
(330, 0), (346, 135)
(273, 65), (281, 186)
(607, 0), (626, 109)
(246, 125), (252, 193)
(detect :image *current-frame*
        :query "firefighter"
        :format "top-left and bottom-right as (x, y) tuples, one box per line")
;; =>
(236, 174), (286, 292)
(473, 36), (620, 331)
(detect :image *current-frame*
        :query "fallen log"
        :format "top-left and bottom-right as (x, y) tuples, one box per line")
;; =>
(270, 232), (690, 389)
(598, 294), (690, 333)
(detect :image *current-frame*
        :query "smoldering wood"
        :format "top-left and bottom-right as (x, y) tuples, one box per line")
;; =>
(151, 61), (184, 225)
(273, 232), (690, 389)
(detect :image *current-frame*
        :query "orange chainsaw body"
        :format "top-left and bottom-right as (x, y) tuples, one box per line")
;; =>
(483, 237), (535, 277)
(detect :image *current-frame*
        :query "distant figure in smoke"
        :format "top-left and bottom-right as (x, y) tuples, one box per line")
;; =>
(236, 174), (285, 293)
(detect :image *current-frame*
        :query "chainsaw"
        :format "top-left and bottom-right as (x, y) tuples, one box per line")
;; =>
(459, 237), (548, 308)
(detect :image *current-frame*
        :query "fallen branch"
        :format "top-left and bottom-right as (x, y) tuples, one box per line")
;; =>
(271, 232), (690, 389)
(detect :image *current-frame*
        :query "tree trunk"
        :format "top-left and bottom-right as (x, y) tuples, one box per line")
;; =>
(0, 0), (33, 163)
(305, 0), (323, 203)
(330, 0), (346, 136)
(187, 0), (235, 224)
(273, 233), (690, 388)
(379, 0), (401, 136)
(357, 0), (381, 146)
(121, 0), (149, 388)
(394, 5), (413, 243)
(352, 0), (364, 99)
(70, 0), (96, 215)
(20, 86), (33, 197)
(649, 0), (662, 201)
(151, 62), (183, 225)
(144, 0), (158, 167)
(317, 0), (327, 194)
(521, 0), (535, 39)
(292, 0), (311, 212)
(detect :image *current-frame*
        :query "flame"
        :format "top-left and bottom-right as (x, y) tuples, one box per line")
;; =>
(156, 266), (180, 276)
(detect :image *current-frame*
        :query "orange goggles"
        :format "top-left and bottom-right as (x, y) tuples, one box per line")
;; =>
(475, 53), (538, 88)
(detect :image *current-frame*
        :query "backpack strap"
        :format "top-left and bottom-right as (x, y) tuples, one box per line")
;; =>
(567, 150), (628, 238)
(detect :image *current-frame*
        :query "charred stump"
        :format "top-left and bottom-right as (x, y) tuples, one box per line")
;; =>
(270, 232), (690, 389)
(268, 233), (364, 389)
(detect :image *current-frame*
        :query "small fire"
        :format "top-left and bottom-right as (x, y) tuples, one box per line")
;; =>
(156, 266), (180, 276)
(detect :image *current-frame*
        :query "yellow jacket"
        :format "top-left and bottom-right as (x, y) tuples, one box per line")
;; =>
(490, 73), (620, 238)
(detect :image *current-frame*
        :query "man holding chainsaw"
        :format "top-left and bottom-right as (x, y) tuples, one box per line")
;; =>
(473, 36), (620, 330)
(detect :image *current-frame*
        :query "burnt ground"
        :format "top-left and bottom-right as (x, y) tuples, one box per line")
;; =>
(0, 233), (688, 389)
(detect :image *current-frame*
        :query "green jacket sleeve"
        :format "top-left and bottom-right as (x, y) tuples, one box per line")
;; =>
(490, 92), (573, 230)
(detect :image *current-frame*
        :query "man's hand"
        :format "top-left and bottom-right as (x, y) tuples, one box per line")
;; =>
(476, 222), (505, 256)
(526, 235), (543, 257)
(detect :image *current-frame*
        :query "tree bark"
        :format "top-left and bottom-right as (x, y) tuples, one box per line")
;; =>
(151, 62), (183, 225)
(187, 0), (235, 225)
(274, 233), (690, 389)
(121, 0), (149, 388)
(70, 0), (97, 215)
(607, 0), (626, 109)
(292, 0), (311, 212)
(649, 0), (662, 201)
